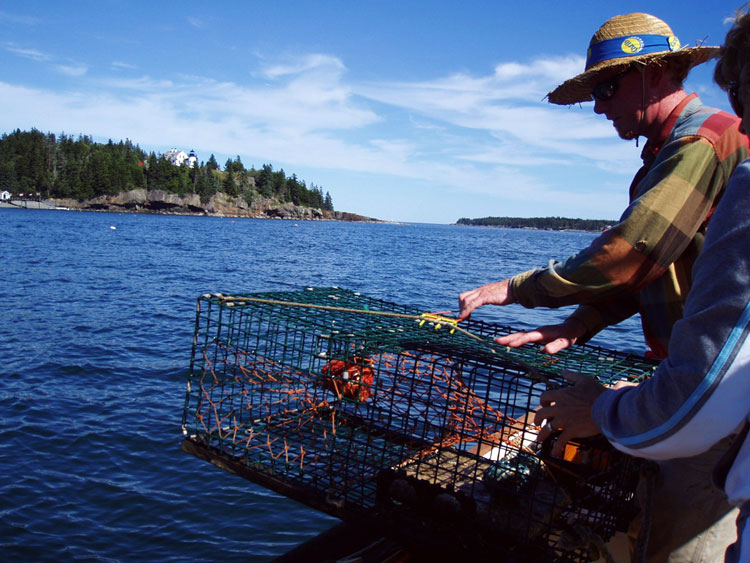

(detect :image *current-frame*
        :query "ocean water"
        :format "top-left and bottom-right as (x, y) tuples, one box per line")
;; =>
(0, 209), (645, 561)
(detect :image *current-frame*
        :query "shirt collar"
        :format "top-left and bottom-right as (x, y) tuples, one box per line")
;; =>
(641, 93), (699, 163)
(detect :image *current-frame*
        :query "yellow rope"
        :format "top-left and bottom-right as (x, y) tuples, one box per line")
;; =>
(209, 293), (546, 382)
(213, 294), (487, 344)
(418, 312), (458, 334)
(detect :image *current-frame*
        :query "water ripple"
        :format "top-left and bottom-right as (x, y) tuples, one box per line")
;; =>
(0, 209), (644, 560)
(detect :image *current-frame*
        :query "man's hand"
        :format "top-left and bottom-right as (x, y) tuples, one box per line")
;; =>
(495, 317), (587, 354)
(533, 371), (606, 457)
(458, 279), (514, 321)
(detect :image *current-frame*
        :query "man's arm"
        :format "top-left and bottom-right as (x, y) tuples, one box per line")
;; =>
(532, 164), (750, 458)
(457, 279), (514, 320)
(592, 164), (750, 460)
(495, 316), (587, 354)
(495, 297), (639, 354)
(510, 138), (727, 309)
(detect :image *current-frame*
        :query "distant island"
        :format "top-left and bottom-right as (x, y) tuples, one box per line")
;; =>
(456, 216), (615, 232)
(0, 128), (378, 222)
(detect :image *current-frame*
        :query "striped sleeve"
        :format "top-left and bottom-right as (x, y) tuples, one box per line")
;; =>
(510, 136), (727, 309)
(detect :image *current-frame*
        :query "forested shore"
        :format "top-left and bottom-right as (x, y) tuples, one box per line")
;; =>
(456, 216), (615, 232)
(0, 129), (334, 211)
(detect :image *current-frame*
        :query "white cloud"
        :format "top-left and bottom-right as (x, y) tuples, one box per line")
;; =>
(0, 50), (644, 221)
(3, 44), (51, 62)
(55, 64), (88, 77)
(4, 42), (89, 78)
(353, 54), (631, 173)
(262, 54), (346, 79)
(112, 61), (138, 71)
(100, 75), (176, 92)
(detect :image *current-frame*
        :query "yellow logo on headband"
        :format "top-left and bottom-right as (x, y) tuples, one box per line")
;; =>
(668, 36), (680, 51)
(621, 36), (644, 54)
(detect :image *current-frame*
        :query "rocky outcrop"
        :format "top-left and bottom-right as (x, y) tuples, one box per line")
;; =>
(48, 189), (379, 222)
(80, 189), (205, 213)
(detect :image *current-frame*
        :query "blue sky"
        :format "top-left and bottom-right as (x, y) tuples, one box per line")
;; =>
(0, 1), (744, 223)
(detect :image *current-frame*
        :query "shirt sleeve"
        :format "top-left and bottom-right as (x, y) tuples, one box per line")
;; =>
(591, 162), (750, 460)
(509, 136), (726, 309)
(568, 298), (640, 345)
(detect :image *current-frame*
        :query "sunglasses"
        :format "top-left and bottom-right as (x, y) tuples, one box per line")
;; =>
(592, 69), (631, 102)
(728, 81), (744, 118)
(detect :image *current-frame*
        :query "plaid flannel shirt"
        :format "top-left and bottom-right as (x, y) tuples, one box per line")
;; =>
(510, 94), (748, 357)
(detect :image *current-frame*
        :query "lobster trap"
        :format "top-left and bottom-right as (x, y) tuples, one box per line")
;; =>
(181, 287), (658, 561)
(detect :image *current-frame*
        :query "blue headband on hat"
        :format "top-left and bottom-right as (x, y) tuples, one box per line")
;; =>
(586, 34), (680, 69)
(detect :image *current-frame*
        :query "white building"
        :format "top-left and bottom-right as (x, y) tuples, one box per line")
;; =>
(164, 148), (198, 168)
(164, 148), (188, 166)
(1, 190), (11, 201)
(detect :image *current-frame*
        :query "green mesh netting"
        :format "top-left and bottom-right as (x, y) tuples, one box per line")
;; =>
(182, 287), (656, 561)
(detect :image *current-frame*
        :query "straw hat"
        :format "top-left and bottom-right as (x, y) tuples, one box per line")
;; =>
(548, 13), (719, 105)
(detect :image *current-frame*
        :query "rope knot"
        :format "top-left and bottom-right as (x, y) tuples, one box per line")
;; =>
(419, 313), (458, 334)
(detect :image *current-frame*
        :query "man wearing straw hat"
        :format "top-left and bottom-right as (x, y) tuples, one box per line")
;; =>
(458, 12), (748, 562)
(532, 14), (750, 562)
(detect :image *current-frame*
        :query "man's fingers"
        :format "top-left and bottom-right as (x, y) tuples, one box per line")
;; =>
(536, 421), (553, 444)
(551, 428), (574, 458)
(534, 405), (551, 426)
(534, 401), (562, 424)
(538, 391), (557, 410)
(495, 324), (579, 353)
(611, 379), (639, 390)
(537, 424), (576, 458)
(539, 384), (569, 406)
(543, 337), (572, 354)
(457, 311), (471, 322)
(456, 306), (474, 322)
(495, 331), (542, 348)
(457, 290), (480, 321)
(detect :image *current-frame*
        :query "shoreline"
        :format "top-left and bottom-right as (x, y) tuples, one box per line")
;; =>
(452, 222), (607, 234)
(0, 193), (384, 223)
(0, 200), (399, 224)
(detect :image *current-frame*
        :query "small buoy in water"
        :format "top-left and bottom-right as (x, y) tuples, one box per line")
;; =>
(109, 225), (116, 230)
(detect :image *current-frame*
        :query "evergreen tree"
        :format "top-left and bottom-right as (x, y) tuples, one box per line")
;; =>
(272, 168), (286, 199)
(222, 167), (238, 196)
(206, 154), (219, 172)
(190, 160), (200, 193)
(0, 130), (337, 210)
(256, 164), (273, 198)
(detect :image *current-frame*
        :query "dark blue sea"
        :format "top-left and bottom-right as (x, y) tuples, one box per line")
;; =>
(0, 208), (644, 561)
